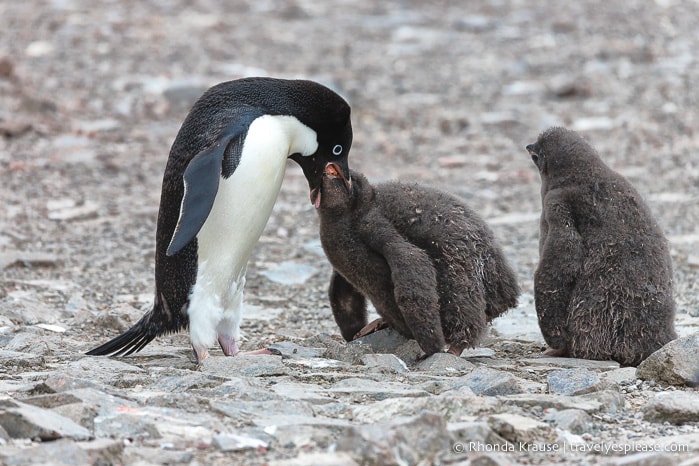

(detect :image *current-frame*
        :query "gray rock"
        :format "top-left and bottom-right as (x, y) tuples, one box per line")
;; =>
(643, 391), (699, 424)
(269, 341), (325, 359)
(0, 251), (60, 270)
(448, 421), (509, 447)
(323, 339), (374, 364)
(547, 368), (602, 395)
(0, 397), (93, 441)
(604, 451), (678, 466)
(543, 409), (591, 434)
(149, 373), (223, 392)
(360, 353), (409, 373)
(260, 260), (319, 284)
(271, 381), (335, 405)
(213, 433), (268, 452)
(19, 393), (82, 409)
(334, 411), (452, 466)
(354, 327), (410, 352)
(0, 349), (44, 368)
(602, 367), (639, 385)
(577, 389), (625, 414)
(462, 367), (524, 396)
(352, 390), (499, 423)
(488, 413), (553, 445)
(212, 399), (315, 425)
(200, 353), (289, 377)
(414, 352), (476, 374)
(521, 357), (620, 370)
(500, 393), (603, 413)
(637, 334), (699, 387)
(417, 377), (469, 395)
(194, 377), (284, 401)
(269, 452), (359, 466)
(0, 439), (91, 466)
(325, 377), (429, 401)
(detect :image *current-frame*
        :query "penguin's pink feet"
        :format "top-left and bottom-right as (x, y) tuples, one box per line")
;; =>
(542, 346), (569, 357)
(239, 348), (281, 356)
(352, 318), (389, 340)
(218, 334), (241, 356)
(192, 344), (210, 363)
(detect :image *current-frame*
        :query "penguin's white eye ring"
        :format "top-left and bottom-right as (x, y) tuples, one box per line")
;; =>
(332, 144), (343, 156)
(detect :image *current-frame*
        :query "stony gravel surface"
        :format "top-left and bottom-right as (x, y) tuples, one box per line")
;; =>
(1, 1), (699, 465)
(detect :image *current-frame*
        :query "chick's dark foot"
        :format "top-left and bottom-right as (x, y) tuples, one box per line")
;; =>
(352, 318), (389, 340)
(542, 346), (569, 357)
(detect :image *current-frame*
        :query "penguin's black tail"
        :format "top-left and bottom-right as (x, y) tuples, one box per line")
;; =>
(85, 310), (161, 357)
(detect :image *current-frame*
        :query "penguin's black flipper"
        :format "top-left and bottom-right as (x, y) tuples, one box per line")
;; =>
(359, 210), (447, 355)
(166, 108), (264, 256)
(534, 189), (584, 352)
(328, 269), (368, 341)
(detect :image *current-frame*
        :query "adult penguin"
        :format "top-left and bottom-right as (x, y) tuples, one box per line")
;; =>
(87, 77), (352, 362)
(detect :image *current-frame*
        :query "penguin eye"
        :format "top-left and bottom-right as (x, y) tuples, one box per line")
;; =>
(332, 144), (343, 156)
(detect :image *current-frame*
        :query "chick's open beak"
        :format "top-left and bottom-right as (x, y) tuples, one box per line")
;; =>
(310, 162), (351, 209)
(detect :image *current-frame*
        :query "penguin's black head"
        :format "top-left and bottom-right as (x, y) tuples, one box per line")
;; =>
(527, 126), (600, 181)
(282, 80), (353, 208)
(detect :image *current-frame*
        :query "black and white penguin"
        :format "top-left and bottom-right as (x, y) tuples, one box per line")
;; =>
(315, 167), (520, 357)
(87, 77), (352, 362)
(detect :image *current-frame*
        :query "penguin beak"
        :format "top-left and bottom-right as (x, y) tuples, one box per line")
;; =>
(526, 144), (539, 165)
(310, 162), (351, 208)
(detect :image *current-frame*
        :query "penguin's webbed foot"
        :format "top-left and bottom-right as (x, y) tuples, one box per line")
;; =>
(218, 334), (240, 356)
(192, 344), (210, 363)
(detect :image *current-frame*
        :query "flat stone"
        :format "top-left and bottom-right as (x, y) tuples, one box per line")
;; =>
(322, 339), (374, 364)
(462, 367), (524, 396)
(604, 451), (678, 466)
(414, 353), (476, 374)
(149, 373), (223, 392)
(543, 409), (591, 435)
(212, 399), (314, 425)
(325, 377), (429, 401)
(334, 411), (452, 465)
(260, 260), (318, 285)
(200, 354), (289, 377)
(0, 397), (93, 441)
(352, 390), (499, 423)
(353, 327), (409, 352)
(269, 452), (359, 466)
(547, 368), (602, 395)
(499, 394), (603, 413)
(448, 421), (509, 447)
(0, 439), (91, 466)
(602, 367), (639, 385)
(488, 413), (553, 445)
(193, 377), (284, 401)
(0, 350), (44, 368)
(360, 353), (409, 373)
(636, 334), (699, 387)
(19, 393), (82, 409)
(269, 341), (325, 359)
(0, 251), (60, 270)
(577, 390), (625, 414)
(213, 433), (268, 452)
(643, 391), (699, 424)
(521, 357), (620, 370)
(271, 381), (335, 404)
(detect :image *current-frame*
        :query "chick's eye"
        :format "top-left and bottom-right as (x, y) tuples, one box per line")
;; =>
(332, 144), (343, 156)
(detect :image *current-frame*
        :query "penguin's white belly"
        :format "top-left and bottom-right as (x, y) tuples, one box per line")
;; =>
(186, 115), (317, 349)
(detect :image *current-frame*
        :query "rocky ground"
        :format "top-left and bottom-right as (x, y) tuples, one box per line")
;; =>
(1, 0), (699, 464)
